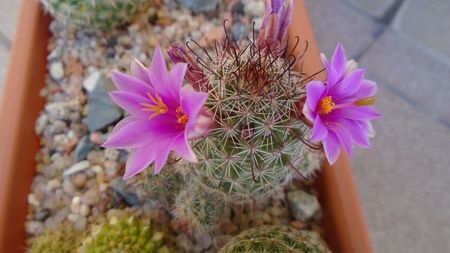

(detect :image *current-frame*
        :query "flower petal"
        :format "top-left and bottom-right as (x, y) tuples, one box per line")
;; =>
(311, 116), (328, 142)
(123, 146), (156, 180)
(154, 144), (172, 174)
(331, 43), (347, 76)
(168, 63), (187, 100)
(102, 118), (152, 149)
(340, 119), (371, 148)
(148, 46), (170, 93)
(302, 103), (316, 122)
(332, 69), (365, 100)
(335, 106), (381, 120)
(306, 81), (326, 111)
(173, 133), (197, 162)
(111, 70), (152, 97)
(130, 58), (151, 84)
(109, 91), (147, 117)
(332, 123), (353, 156)
(322, 131), (341, 165)
(354, 79), (377, 98)
(182, 91), (208, 130)
(111, 116), (139, 135)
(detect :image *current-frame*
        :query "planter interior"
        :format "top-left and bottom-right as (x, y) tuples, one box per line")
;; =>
(0, 1), (373, 252)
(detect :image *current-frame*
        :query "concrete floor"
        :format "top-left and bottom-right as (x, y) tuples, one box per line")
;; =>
(1, 0), (450, 252)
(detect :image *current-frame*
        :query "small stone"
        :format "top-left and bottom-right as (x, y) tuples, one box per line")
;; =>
(287, 190), (320, 221)
(74, 216), (87, 230)
(72, 173), (87, 188)
(214, 235), (233, 249)
(64, 160), (90, 176)
(74, 136), (94, 162)
(176, 0), (219, 13)
(80, 204), (90, 216)
(221, 222), (238, 235)
(26, 221), (45, 235)
(81, 188), (100, 206)
(86, 74), (122, 132)
(231, 22), (247, 41)
(49, 62), (64, 80)
(46, 179), (61, 191)
(28, 194), (40, 206)
(245, 1), (265, 17)
(83, 71), (101, 93)
(35, 208), (51, 222)
(90, 132), (105, 145)
(71, 196), (81, 214)
(110, 178), (140, 206)
(176, 234), (194, 252)
(195, 231), (213, 249)
(289, 220), (307, 229)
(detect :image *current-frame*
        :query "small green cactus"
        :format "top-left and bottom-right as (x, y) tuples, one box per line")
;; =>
(28, 224), (84, 253)
(218, 225), (331, 253)
(190, 44), (319, 201)
(83, 216), (170, 253)
(41, 0), (151, 28)
(173, 183), (228, 232)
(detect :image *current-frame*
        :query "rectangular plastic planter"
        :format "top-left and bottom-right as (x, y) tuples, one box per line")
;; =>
(0, 1), (374, 252)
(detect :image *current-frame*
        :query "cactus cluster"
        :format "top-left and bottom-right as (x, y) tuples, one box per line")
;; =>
(41, 0), (150, 28)
(83, 216), (170, 253)
(218, 225), (331, 253)
(188, 40), (317, 201)
(27, 224), (84, 253)
(173, 183), (228, 232)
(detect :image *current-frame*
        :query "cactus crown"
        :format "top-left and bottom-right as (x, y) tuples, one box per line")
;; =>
(83, 216), (169, 253)
(186, 31), (319, 201)
(41, 0), (150, 28)
(173, 183), (227, 232)
(28, 224), (84, 253)
(218, 225), (331, 253)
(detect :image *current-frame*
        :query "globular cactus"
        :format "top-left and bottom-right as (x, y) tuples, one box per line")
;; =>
(184, 41), (318, 201)
(82, 216), (170, 253)
(41, 0), (150, 28)
(218, 225), (331, 253)
(28, 224), (84, 253)
(173, 182), (228, 232)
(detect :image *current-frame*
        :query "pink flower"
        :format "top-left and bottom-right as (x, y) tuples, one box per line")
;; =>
(303, 44), (381, 164)
(167, 43), (207, 89)
(257, 0), (293, 52)
(102, 46), (208, 179)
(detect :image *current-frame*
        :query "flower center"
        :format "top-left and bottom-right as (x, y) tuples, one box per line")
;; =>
(176, 107), (189, 125)
(318, 96), (336, 114)
(140, 92), (168, 119)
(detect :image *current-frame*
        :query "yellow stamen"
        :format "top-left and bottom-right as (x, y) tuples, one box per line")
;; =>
(318, 96), (336, 114)
(355, 96), (376, 106)
(176, 107), (189, 125)
(140, 92), (168, 119)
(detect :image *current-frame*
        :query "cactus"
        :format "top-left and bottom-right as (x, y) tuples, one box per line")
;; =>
(218, 225), (331, 253)
(82, 216), (170, 253)
(173, 182), (228, 232)
(28, 224), (84, 253)
(41, 0), (150, 28)
(184, 40), (319, 201)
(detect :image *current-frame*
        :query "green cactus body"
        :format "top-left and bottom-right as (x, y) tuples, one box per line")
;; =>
(191, 45), (319, 201)
(41, 0), (150, 28)
(218, 225), (331, 253)
(173, 183), (227, 232)
(28, 224), (84, 253)
(83, 217), (169, 253)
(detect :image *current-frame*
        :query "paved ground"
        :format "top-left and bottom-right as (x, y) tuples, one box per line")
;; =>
(1, 0), (450, 252)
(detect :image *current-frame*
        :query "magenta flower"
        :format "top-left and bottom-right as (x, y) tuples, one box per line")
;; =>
(303, 43), (381, 164)
(257, 0), (293, 52)
(102, 46), (208, 179)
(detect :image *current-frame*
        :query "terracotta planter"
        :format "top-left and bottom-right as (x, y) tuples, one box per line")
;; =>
(0, 0), (373, 252)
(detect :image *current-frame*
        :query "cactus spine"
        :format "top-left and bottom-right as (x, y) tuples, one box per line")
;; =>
(218, 225), (331, 253)
(41, 0), (150, 28)
(173, 182), (228, 232)
(28, 224), (84, 253)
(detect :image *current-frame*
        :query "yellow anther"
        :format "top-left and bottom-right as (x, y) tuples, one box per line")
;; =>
(355, 96), (376, 106)
(318, 96), (336, 114)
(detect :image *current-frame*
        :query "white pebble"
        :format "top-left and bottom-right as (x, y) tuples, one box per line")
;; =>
(49, 62), (64, 80)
